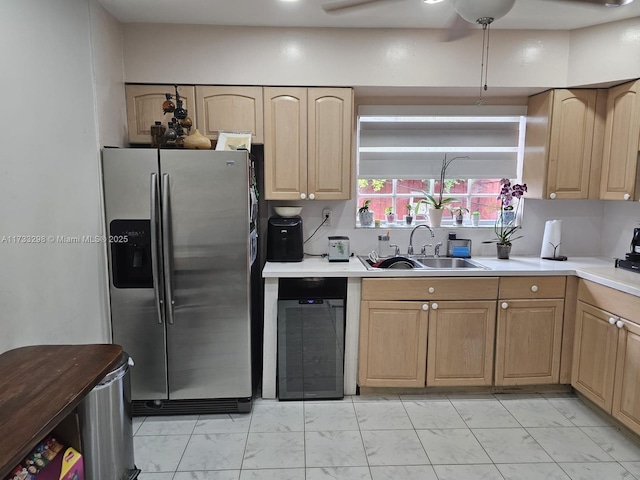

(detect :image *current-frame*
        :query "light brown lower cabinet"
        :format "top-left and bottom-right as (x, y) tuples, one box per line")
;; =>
(495, 299), (564, 386)
(612, 319), (640, 434)
(427, 301), (496, 387)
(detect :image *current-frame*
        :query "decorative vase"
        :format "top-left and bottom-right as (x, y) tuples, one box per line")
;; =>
(428, 208), (444, 228)
(405, 215), (413, 225)
(359, 210), (374, 227)
(497, 243), (511, 259)
(184, 129), (211, 150)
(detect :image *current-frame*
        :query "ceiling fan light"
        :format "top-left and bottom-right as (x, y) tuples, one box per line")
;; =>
(451, 0), (516, 23)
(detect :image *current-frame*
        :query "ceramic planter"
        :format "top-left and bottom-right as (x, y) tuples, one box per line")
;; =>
(428, 208), (444, 228)
(359, 210), (374, 226)
(497, 243), (511, 259)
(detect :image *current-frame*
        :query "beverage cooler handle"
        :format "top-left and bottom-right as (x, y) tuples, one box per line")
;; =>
(162, 173), (175, 325)
(150, 173), (165, 325)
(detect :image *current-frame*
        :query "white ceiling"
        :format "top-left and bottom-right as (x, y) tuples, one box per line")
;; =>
(98, 0), (640, 30)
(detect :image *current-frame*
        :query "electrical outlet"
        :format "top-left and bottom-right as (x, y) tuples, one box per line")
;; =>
(322, 208), (332, 226)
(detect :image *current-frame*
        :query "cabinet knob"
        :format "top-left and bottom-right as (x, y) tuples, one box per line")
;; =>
(309, 193), (316, 200)
(501, 302), (509, 309)
(431, 303), (439, 310)
(609, 317), (617, 325)
(549, 192), (557, 199)
(624, 193), (631, 201)
(422, 304), (429, 311)
(300, 193), (306, 200)
(531, 285), (538, 293)
(617, 320), (624, 329)
(428, 287), (435, 294)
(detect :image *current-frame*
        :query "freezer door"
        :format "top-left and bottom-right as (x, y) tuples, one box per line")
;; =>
(101, 148), (168, 400)
(160, 150), (252, 399)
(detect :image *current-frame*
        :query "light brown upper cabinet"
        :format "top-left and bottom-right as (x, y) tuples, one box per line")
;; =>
(523, 89), (605, 200)
(600, 79), (640, 201)
(195, 86), (264, 144)
(125, 84), (196, 144)
(264, 87), (353, 201)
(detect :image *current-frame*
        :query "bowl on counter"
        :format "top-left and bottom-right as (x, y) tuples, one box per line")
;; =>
(273, 206), (303, 217)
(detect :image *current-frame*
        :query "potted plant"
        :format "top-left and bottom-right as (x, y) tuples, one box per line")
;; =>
(358, 199), (374, 227)
(471, 210), (481, 227)
(423, 154), (468, 227)
(449, 206), (469, 226)
(384, 206), (396, 224)
(404, 203), (421, 225)
(482, 179), (528, 259)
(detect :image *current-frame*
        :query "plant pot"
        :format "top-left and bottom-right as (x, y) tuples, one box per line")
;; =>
(471, 215), (480, 227)
(497, 243), (512, 259)
(454, 212), (464, 226)
(359, 210), (374, 227)
(405, 215), (413, 225)
(428, 208), (443, 228)
(385, 213), (396, 224)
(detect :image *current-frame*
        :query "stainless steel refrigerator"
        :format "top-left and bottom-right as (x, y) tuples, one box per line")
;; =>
(102, 148), (259, 415)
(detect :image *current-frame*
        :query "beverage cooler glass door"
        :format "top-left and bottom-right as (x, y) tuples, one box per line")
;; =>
(277, 299), (345, 400)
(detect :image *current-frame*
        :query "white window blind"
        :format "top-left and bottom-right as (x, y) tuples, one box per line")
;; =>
(358, 105), (527, 180)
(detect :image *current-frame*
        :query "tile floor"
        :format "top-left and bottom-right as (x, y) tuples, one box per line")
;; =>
(133, 392), (640, 480)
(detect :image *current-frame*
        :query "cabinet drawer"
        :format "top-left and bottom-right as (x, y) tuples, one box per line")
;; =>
(578, 279), (640, 322)
(499, 276), (566, 299)
(361, 278), (499, 301)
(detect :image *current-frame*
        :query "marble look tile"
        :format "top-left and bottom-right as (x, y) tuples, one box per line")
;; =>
(450, 398), (520, 428)
(137, 474), (175, 480)
(305, 403), (359, 431)
(136, 415), (198, 436)
(580, 427), (640, 462)
(499, 398), (574, 427)
(134, 434), (190, 472)
(178, 433), (247, 471)
(133, 416), (145, 436)
(620, 461), (640, 478)
(361, 429), (430, 466)
(472, 428), (553, 464)
(354, 402), (413, 430)
(403, 400), (467, 429)
(416, 428), (492, 465)
(546, 398), (610, 427)
(174, 472), (240, 480)
(239, 469), (305, 480)
(305, 430), (368, 467)
(249, 403), (304, 432)
(558, 462), (636, 479)
(306, 467), (372, 480)
(399, 393), (449, 401)
(194, 413), (251, 434)
(496, 463), (571, 480)
(433, 464), (504, 480)
(243, 432), (305, 469)
(353, 394), (400, 402)
(370, 465), (438, 480)
(526, 427), (614, 463)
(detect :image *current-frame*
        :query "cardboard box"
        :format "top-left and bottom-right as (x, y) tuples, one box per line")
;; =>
(5, 436), (84, 480)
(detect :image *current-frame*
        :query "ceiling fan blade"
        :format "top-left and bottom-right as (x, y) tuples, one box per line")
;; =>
(542, 0), (633, 6)
(322, 0), (404, 14)
(441, 12), (473, 42)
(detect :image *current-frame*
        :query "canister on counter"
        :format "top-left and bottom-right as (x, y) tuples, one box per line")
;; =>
(378, 234), (391, 257)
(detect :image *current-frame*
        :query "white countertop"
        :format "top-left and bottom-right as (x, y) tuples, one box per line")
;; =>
(263, 255), (640, 297)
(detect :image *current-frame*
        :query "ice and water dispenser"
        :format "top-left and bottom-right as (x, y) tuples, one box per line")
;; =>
(109, 220), (153, 288)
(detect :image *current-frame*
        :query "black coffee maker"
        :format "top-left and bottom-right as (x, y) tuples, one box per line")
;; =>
(615, 228), (640, 273)
(267, 216), (304, 262)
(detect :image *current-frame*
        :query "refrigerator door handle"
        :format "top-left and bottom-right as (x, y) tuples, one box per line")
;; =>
(150, 173), (165, 325)
(162, 173), (175, 325)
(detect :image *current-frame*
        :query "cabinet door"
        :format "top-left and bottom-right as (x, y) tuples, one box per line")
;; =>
(307, 88), (353, 200)
(495, 299), (564, 386)
(359, 301), (428, 387)
(426, 301), (496, 387)
(547, 90), (598, 200)
(600, 79), (640, 201)
(125, 85), (196, 144)
(612, 319), (640, 436)
(263, 87), (308, 200)
(195, 86), (264, 144)
(572, 301), (619, 412)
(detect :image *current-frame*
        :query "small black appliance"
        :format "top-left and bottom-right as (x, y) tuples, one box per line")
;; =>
(615, 227), (640, 273)
(267, 216), (304, 262)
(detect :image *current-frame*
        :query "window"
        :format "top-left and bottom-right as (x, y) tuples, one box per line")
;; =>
(356, 105), (526, 226)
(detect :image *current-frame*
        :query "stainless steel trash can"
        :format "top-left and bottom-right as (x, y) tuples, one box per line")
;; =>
(78, 351), (140, 480)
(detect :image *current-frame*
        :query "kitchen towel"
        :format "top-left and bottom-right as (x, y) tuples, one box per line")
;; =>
(541, 219), (562, 258)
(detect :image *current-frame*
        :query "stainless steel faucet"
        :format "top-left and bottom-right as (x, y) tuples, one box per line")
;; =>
(434, 242), (443, 257)
(407, 224), (435, 256)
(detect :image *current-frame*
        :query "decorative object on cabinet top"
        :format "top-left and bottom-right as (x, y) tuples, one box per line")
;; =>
(216, 131), (252, 152)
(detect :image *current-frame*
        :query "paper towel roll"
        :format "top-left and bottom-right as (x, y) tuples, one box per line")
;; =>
(541, 220), (562, 258)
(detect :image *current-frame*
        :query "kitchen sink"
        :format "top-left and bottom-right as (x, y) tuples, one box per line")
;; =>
(358, 255), (487, 270)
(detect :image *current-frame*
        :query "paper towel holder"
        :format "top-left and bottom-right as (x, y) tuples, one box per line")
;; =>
(542, 242), (568, 261)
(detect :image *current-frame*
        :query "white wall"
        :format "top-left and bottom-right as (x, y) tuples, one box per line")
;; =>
(0, 0), (123, 353)
(602, 201), (640, 259)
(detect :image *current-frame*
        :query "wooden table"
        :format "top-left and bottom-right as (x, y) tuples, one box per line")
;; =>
(0, 344), (123, 478)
